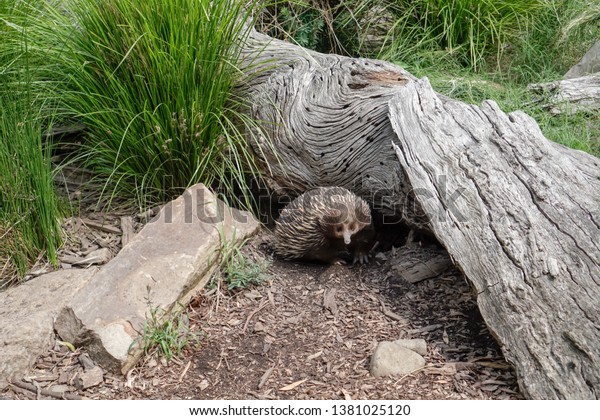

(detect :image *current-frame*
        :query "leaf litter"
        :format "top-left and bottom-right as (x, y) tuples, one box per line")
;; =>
(5, 232), (521, 400)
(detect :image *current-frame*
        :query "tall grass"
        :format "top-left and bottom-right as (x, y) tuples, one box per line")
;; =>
(502, 0), (600, 84)
(263, 1), (561, 73)
(29, 0), (265, 210)
(371, 0), (549, 72)
(0, 3), (62, 287)
(258, 1), (327, 51)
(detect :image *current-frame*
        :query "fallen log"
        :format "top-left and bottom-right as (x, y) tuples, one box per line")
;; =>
(237, 29), (600, 399)
(529, 73), (600, 115)
(390, 78), (600, 399)
(238, 29), (428, 228)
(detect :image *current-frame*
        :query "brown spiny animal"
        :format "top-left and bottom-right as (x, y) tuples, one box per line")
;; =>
(272, 187), (374, 264)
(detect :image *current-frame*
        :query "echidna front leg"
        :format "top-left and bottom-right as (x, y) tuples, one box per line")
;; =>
(352, 249), (370, 265)
(350, 224), (375, 265)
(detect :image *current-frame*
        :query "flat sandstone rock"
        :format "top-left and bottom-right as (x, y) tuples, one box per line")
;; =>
(55, 184), (259, 374)
(0, 268), (97, 388)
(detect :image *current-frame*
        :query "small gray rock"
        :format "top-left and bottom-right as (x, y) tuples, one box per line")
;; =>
(375, 252), (387, 261)
(370, 341), (426, 377)
(253, 321), (265, 333)
(78, 353), (96, 370)
(48, 384), (70, 394)
(394, 338), (427, 356)
(84, 248), (112, 265)
(61, 248), (112, 266)
(74, 366), (104, 390)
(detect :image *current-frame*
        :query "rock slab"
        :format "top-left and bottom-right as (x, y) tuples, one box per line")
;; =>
(54, 184), (259, 374)
(0, 268), (97, 388)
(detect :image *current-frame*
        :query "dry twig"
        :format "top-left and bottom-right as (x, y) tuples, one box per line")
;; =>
(11, 380), (83, 400)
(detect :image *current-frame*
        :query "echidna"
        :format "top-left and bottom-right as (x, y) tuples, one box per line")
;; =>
(272, 187), (374, 264)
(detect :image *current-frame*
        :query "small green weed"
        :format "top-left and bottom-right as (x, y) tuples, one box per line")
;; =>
(139, 301), (201, 361)
(222, 250), (271, 291)
(213, 227), (270, 291)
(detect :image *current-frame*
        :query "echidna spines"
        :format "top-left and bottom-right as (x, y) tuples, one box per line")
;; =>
(272, 186), (373, 263)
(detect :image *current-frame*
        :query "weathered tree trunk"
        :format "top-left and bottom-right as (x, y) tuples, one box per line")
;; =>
(390, 79), (600, 399)
(529, 73), (600, 115)
(237, 30), (600, 399)
(238, 29), (428, 228)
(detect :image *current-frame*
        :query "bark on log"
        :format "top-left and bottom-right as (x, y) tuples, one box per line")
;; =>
(238, 30), (600, 399)
(390, 78), (600, 399)
(529, 73), (600, 115)
(238, 29), (428, 227)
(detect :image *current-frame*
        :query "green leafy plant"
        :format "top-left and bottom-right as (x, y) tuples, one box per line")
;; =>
(259, 1), (341, 52)
(214, 226), (270, 291)
(278, 4), (326, 50)
(139, 300), (201, 361)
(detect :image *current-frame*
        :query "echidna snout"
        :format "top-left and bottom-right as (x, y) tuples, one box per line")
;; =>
(330, 221), (364, 245)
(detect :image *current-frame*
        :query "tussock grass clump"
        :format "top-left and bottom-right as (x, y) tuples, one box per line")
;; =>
(503, 0), (600, 83)
(0, 78), (62, 288)
(0, 1), (62, 288)
(41, 0), (263, 210)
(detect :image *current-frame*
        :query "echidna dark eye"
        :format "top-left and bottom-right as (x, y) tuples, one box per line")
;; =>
(336, 226), (343, 233)
(349, 223), (356, 231)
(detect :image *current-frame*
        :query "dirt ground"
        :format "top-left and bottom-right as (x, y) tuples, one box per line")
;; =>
(3, 232), (521, 400)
